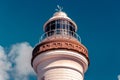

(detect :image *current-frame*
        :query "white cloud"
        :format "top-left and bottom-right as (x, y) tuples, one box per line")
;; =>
(8, 42), (35, 80)
(118, 75), (120, 80)
(0, 46), (11, 80)
(0, 42), (35, 80)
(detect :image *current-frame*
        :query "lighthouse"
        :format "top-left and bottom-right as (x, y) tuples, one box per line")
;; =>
(31, 7), (89, 80)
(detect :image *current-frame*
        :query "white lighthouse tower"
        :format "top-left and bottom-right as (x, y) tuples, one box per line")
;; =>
(31, 7), (89, 80)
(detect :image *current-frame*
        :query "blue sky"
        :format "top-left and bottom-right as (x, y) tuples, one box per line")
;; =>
(0, 0), (120, 80)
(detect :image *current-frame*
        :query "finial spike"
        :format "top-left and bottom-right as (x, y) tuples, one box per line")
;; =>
(55, 5), (63, 12)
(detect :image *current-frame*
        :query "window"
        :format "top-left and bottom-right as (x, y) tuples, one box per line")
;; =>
(51, 21), (55, 30)
(45, 19), (76, 37)
(51, 25), (55, 30)
(45, 23), (51, 32)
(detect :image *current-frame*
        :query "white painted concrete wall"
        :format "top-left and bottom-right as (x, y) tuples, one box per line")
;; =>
(32, 50), (88, 80)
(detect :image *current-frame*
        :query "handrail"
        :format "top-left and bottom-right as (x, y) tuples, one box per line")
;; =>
(39, 29), (81, 42)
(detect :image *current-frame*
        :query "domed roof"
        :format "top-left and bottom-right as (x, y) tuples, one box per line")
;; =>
(54, 11), (68, 17)
(43, 11), (77, 31)
(50, 11), (71, 20)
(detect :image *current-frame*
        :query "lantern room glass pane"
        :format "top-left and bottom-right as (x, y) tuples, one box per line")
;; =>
(45, 19), (76, 38)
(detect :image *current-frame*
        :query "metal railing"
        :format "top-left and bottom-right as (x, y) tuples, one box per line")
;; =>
(39, 29), (81, 42)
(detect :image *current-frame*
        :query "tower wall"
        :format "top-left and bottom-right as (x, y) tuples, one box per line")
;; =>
(32, 50), (88, 80)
